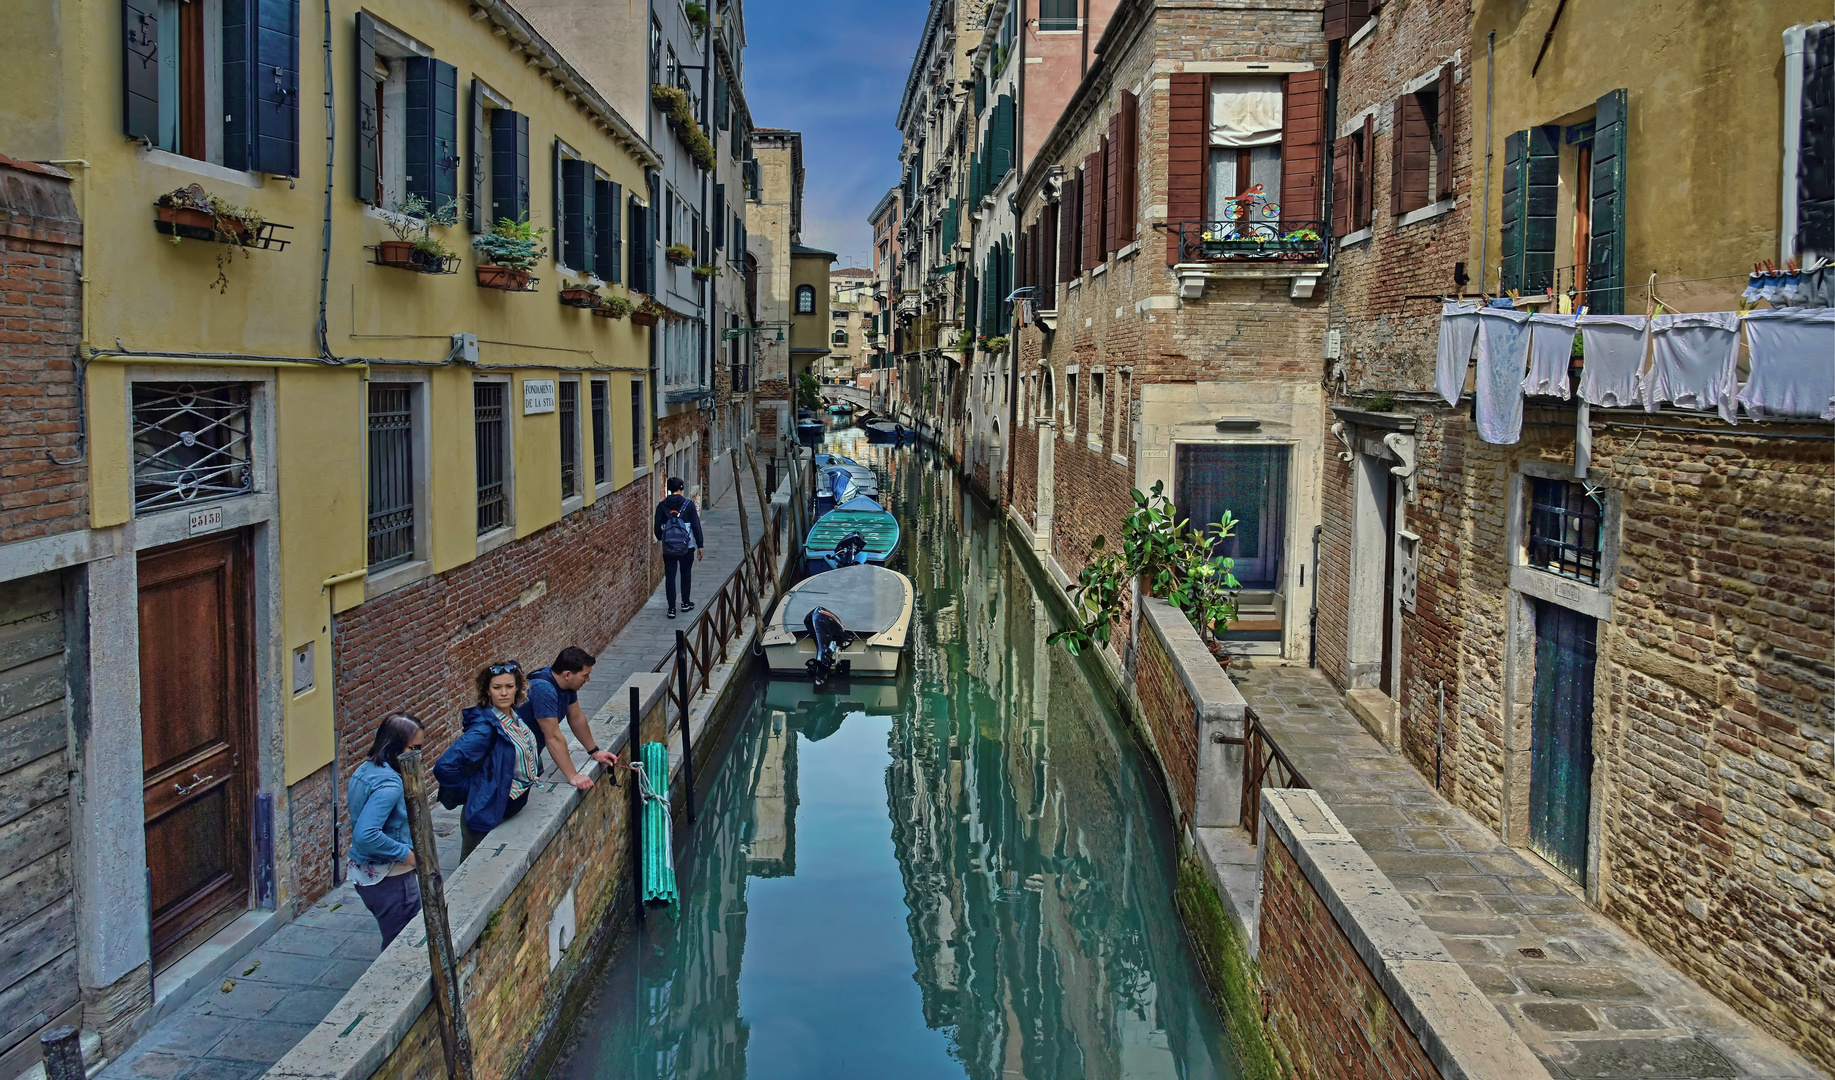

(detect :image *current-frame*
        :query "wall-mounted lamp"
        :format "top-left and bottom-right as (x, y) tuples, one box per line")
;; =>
(1214, 417), (1262, 432)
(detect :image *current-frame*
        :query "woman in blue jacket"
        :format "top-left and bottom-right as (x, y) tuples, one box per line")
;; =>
(347, 713), (426, 947)
(434, 662), (543, 860)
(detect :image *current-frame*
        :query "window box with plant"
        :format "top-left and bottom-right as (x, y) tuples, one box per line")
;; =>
(375, 194), (462, 274)
(692, 263), (720, 279)
(666, 242), (695, 265)
(980, 335), (1009, 353)
(560, 281), (602, 308)
(684, 1), (709, 35)
(473, 216), (549, 292)
(594, 294), (635, 320)
(630, 296), (667, 327)
(651, 85), (719, 172)
(154, 184), (292, 293)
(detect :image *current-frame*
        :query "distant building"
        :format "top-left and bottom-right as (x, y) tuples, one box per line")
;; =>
(827, 267), (874, 381)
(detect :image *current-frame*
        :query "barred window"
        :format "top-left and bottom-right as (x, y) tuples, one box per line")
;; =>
(475, 382), (506, 535)
(132, 382), (254, 514)
(367, 384), (415, 568)
(591, 379), (609, 486)
(559, 380), (579, 500)
(631, 380), (645, 468)
(1527, 478), (1603, 585)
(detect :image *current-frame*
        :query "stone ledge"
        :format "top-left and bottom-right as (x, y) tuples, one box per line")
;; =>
(1261, 789), (1552, 1080)
(1139, 598), (1244, 725)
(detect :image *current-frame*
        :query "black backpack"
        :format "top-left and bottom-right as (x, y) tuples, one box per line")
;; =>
(660, 502), (695, 554)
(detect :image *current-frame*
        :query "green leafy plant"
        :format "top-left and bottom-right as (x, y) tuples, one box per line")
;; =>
(155, 184), (268, 293)
(599, 294), (635, 318)
(1360, 392), (1398, 412)
(683, 1), (708, 35)
(797, 372), (823, 412)
(692, 263), (721, 278)
(666, 242), (695, 264)
(381, 194), (433, 242)
(981, 335), (1009, 353)
(650, 84), (719, 172)
(413, 233), (458, 263)
(1048, 480), (1241, 656)
(473, 216), (550, 269)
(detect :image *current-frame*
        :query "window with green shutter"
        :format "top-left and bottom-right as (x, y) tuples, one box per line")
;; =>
(404, 58), (458, 209)
(1500, 126), (1557, 295)
(128, 0), (298, 175)
(1588, 90), (1627, 314)
(595, 178), (622, 283)
(560, 156), (595, 275)
(490, 109), (530, 223)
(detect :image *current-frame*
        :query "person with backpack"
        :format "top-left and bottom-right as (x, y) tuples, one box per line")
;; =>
(434, 662), (542, 860)
(654, 476), (705, 619)
(518, 646), (617, 792)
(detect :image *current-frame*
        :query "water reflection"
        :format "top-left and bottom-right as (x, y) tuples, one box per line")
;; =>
(552, 440), (1234, 1080)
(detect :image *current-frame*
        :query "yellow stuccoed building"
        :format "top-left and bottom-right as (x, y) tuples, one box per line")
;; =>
(2, 0), (665, 1055)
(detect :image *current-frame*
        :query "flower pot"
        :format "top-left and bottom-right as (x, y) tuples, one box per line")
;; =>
(560, 287), (600, 308)
(378, 240), (419, 269)
(157, 205), (250, 241)
(476, 265), (531, 291)
(593, 304), (625, 319)
(630, 311), (661, 327)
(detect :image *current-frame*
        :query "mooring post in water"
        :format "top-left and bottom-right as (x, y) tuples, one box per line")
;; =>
(39, 1026), (82, 1080)
(398, 749), (475, 1080)
(629, 685), (644, 926)
(676, 630), (696, 823)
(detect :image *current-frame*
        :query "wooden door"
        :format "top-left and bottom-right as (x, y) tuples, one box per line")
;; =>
(1529, 600), (1596, 882)
(138, 534), (254, 963)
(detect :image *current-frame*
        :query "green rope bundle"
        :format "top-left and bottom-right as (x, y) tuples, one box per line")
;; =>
(639, 741), (678, 909)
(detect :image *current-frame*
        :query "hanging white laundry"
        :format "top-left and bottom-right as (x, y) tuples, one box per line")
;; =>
(1644, 311), (1740, 421)
(1475, 307), (1531, 444)
(1437, 301), (1480, 405)
(1523, 313), (1577, 399)
(1576, 314), (1649, 407)
(1738, 307), (1835, 420)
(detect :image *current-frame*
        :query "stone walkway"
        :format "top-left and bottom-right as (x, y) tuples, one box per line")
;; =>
(96, 486), (772, 1080)
(1232, 663), (1822, 1080)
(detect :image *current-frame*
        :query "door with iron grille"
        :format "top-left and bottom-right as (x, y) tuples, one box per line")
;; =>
(1529, 599), (1596, 881)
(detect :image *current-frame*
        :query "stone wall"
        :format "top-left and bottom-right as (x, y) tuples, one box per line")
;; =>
(1133, 615), (1198, 822)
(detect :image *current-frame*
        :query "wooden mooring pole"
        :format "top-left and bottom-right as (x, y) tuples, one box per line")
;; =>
(38, 1026), (82, 1080)
(675, 630), (696, 823)
(398, 749), (476, 1080)
(629, 685), (644, 925)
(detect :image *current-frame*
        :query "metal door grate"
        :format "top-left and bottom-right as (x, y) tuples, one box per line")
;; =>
(131, 382), (254, 513)
(474, 383), (505, 534)
(367, 385), (415, 567)
(630, 380), (645, 468)
(559, 381), (579, 499)
(1528, 478), (1602, 584)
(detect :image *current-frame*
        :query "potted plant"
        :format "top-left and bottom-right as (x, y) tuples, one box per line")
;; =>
(155, 185), (273, 293)
(595, 294), (635, 320)
(560, 280), (602, 308)
(473, 216), (549, 290)
(377, 194), (432, 267)
(666, 242), (695, 266)
(692, 263), (720, 279)
(684, 1), (709, 35)
(981, 335), (1009, 353)
(412, 234), (460, 273)
(630, 296), (666, 327)
(651, 84), (719, 173)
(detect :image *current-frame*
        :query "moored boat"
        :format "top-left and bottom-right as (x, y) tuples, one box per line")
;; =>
(795, 417), (825, 446)
(804, 495), (899, 574)
(863, 419), (908, 443)
(761, 564), (913, 682)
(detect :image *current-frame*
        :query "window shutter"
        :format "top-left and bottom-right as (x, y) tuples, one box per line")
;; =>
(713, 184), (726, 247)
(1436, 63), (1456, 199)
(628, 192), (647, 292)
(470, 80), (489, 232)
(1104, 118), (1121, 254)
(1060, 170), (1080, 281)
(248, 0), (300, 176)
(1330, 135), (1354, 237)
(1280, 70), (1325, 224)
(995, 94), (1015, 183)
(1018, 224), (1030, 296)
(223, 0), (249, 161)
(1042, 202), (1058, 298)
(1082, 151), (1101, 270)
(1500, 129), (1527, 292)
(1118, 90), (1139, 243)
(490, 109), (529, 222)
(560, 159), (592, 274)
(1322, 0), (1348, 41)
(1588, 89), (1627, 313)
(123, 0), (162, 141)
(1166, 72), (1207, 264)
(1358, 113), (1375, 228)
(354, 14), (377, 203)
(552, 140), (565, 264)
(975, 74), (986, 115)
(1391, 93), (1430, 215)
(1524, 125), (1558, 292)
(405, 59), (458, 208)
(596, 179), (621, 283)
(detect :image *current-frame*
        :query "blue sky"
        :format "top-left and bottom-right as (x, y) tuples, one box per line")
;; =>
(741, 1), (929, 268)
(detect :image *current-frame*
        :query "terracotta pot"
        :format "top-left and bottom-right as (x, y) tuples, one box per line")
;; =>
(378, 240), (418, 268)
(560, 287), (600, 308)
(593, 304), (626, 319)
(630, 311), (660, 327)
(476, 265), (531, 291)
(157, 205), (249, 240)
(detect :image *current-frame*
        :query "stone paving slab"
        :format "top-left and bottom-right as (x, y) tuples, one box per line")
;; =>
(1232, 663), (1824, 1080)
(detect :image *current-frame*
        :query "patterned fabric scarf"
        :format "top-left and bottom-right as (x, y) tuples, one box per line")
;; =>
(496, 708), (541, 799)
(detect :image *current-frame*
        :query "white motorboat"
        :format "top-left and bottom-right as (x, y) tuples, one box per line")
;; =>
(761, 564), (913, 680)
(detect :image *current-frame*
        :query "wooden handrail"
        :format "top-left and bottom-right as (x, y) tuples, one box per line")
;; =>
(1239, 706), (1310, 843)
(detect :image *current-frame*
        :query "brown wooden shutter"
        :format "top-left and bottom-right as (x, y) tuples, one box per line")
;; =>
(1394, 92), (1432, 214)
(1060, 173), (1080, 281)
(1359, 113), (1375, 228)
(1104, 116), (1121, 254)
(1167, 72), (1207, 264)
(1082, 150), (1101, 270)
(1331, 135), (1355, 236)
(1118, 90), (1139, 242)
(1436, 63), (1456, 199)
(1042, 202), (1059, 295)
(1281, 70), (1325, 224)
(1323, 0), (1348, 40)
(1390, 98), (1406, 216)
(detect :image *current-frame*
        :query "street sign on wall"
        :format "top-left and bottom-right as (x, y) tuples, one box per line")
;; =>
(524, 379), (557, 415)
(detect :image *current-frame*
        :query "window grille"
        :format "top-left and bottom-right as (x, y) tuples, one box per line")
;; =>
(631, 381), (645, 468)
(796, 285), (815, 313)
(475, 382), (506, 535)
(367, 385), (415, 567)
(591, 380), (609, 485)
(559, 381), (579, 499)
(1528, 478), (1603, 585)
(132, 382), (254, 514)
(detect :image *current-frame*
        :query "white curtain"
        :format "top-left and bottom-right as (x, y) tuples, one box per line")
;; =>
(1210, 77), (1284, 147)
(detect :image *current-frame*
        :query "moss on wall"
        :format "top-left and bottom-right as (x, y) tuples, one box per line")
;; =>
(1174, 854), (1279, 1080)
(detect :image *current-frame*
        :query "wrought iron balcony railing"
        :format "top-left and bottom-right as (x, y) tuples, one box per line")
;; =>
(1174, 218), (1328, 265)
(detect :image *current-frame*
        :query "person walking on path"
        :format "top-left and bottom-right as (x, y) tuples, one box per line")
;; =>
(655, 476), (705, 619)
(347, 713), (426, 948)
(519, 646), (617, 791)
(435, 662), (542, 861)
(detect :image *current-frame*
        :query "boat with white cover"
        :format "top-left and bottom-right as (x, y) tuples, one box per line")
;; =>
(761, 564), (913, 680)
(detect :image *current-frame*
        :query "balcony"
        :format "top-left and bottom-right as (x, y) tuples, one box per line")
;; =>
(1170, 195), (1329, 299)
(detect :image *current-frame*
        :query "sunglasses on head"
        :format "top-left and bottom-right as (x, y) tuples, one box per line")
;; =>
(488, 662), (521, 676)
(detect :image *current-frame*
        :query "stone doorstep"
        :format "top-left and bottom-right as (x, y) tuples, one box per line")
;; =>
(1345, 687), (1399, 747)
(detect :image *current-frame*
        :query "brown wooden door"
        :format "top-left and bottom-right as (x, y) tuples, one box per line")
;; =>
(138, 533), (254, 964)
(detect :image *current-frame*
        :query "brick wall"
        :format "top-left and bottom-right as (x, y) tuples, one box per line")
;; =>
(1133, 616), (1198, 823)
(307, 480), (659, 905)
(0, 156), (83, 543)
(1260, 835), (1444, 1080)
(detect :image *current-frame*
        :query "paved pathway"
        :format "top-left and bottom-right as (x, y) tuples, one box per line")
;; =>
(96, 485), (771, 1080)
(1232, 663), (1822, 1080)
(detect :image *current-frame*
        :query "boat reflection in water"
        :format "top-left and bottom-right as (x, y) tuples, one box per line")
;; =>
(550, 444), (1236, 1080)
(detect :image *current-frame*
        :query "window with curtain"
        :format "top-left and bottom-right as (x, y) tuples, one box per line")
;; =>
(1208, 77), (1285, 223)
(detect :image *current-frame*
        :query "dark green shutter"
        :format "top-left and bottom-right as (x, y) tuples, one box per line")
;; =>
(561, 159), (592, 275)
(596, 179), (621, 283)
(1588, 89), (1627, 315)
(354, 13), (377, 203)
(974, 74), (985, 115)
(405, 59), (457, 209)
(627, 191), (647, 292)
(248, 0), (300, 176)
(469, 80), (489, 231)
(490, 109), (528, 222)
(1524, 125), (1558, 294)
(1500, 130), (1526, 293)
(994, 94), (1015, 183)
(552, 140), (564, 264)
(713, 184), (725, 247)
(123, 0), (162, 141)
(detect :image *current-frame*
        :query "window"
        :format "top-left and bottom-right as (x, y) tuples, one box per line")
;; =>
(355, 18), (456, 212)
(1786, 25), (1833, 262)
(1331, 114), (1375, 236)
(556, 144), (594, 273)
(1390, 87), (1435, 216)
(132, 381), (254, 514)
(367, 384), (416, 568)
(796, 285), (816, 313)
(1176, 444), (1291, 588)
(1090, 371), (1105, 446)
(123, 0), (299, 175)
(832, 330), (848, 347)
(1066, 371), (1078, 435)
(591, 379), (609, 486)
(631, 379), (646, 469)
(474, 382), (507, 535)
(559, 380), (579, 500)
(1209, 78), (1285, 223)
(1038, 0), (1078, 30)
(1527, 478), (1603, 585)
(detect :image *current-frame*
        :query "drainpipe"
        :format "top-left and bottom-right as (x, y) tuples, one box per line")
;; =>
(1308, 524), (1322, 667)
(1479, 30), (1495, 295)
(321, 567), (367, 887)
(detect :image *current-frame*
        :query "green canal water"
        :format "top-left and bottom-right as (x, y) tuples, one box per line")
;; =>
(551, 434), (1237, 1080)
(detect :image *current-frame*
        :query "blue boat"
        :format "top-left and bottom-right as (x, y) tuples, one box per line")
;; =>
(813, 464), (879, 518)
(804, 495), (900, 574)
(814, 453), (858, 468)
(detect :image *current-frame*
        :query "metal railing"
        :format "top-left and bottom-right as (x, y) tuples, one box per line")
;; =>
(1175, 218), (1328, 265)
(652, 503), (786, 719)
(1237, 706), (1311, 843)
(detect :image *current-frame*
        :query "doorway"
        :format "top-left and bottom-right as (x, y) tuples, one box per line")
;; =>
(138, 532), (256, 965)
(1347, 450), (1399, 693)
(1528, 599), (1596, 882)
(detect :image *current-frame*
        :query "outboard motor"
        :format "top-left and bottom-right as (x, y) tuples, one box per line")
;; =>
(803, 606), (853, 685)
(830, 532), (869, 569)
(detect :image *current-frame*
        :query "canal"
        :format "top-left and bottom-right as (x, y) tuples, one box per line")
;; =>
(551, 433), (1238, 1079)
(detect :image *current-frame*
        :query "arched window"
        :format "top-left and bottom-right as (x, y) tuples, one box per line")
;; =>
(795, 285), (816, 314)
(832, 330), (848, 346)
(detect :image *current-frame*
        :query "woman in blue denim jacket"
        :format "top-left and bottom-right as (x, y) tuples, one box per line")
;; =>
(433, 662), (543, 860)
(346, 713), (425, 947)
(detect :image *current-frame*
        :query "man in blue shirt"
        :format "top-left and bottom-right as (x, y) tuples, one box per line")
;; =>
(519, 647), (617, 791)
